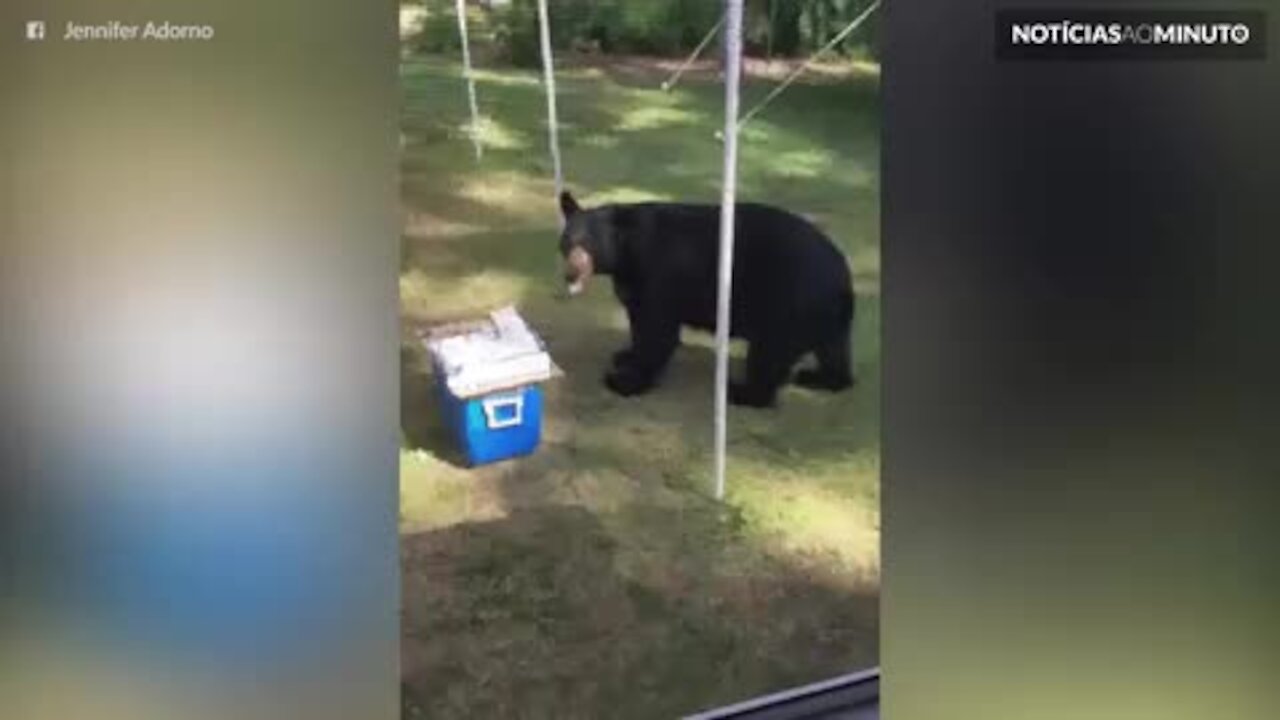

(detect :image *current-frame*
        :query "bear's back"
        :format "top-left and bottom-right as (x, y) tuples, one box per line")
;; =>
(613, 201), (851, 335)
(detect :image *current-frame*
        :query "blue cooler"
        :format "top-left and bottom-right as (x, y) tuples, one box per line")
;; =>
(436, 379), (544, 466)
(426, 307), (557, 467)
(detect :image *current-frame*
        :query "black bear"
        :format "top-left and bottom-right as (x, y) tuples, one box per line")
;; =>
(558, 191), (855, 408)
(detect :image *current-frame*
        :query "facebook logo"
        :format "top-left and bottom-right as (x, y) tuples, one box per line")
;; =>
(26, 21), (46, 41)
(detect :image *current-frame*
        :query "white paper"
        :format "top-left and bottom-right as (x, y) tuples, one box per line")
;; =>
(426, 306), (554, 396)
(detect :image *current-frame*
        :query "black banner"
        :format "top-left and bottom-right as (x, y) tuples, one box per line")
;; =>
(996, 10), (1267, 60)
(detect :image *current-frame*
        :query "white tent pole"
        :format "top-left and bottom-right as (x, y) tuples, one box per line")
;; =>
(713, 0), (745, 502)
(535, 0), (564, 205)
(455, 0), (484, 161)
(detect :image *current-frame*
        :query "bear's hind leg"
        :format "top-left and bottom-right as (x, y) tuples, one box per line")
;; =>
(794, 328), (854, 392)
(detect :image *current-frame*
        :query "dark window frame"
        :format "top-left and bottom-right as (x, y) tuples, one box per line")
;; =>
(682, 667), (880, 720)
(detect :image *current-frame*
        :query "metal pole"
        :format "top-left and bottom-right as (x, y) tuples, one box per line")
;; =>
(535, 0), (564, 203)
(713, 0), (744, 501)
(455, 0), (483, 161)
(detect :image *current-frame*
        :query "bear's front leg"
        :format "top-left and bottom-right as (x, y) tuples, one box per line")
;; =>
(604, 363), (656, 396)
(610, 300), (644, 370)
(611, 347), (636, 369)
(603, 300), (679, 398)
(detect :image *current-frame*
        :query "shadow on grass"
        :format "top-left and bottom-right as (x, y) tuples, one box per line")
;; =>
(400, 504), (878, 720)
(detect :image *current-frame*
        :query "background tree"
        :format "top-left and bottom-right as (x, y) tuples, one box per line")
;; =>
(406, 0), (879, 65)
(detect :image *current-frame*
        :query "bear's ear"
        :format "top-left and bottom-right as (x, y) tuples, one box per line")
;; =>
(559, 191), (581, 219)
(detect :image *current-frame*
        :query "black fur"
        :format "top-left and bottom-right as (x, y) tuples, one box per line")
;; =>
(558, 191), (855, 408)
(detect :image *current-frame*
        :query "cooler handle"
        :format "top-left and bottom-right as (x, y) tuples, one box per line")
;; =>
(481, 392), (524, 429)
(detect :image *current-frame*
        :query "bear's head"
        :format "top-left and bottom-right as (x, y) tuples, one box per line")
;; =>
(557, 191), (618, 297)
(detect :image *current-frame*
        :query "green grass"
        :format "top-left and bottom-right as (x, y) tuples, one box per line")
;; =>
(400, 53), (880, 719)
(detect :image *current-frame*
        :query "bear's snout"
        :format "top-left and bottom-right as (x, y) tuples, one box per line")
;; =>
(562, 246), (594, 297)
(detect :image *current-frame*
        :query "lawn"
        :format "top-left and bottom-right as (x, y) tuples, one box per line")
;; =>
(400, 52), (880, 719)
